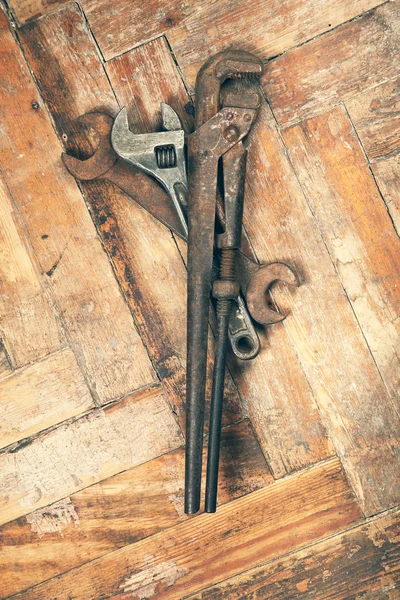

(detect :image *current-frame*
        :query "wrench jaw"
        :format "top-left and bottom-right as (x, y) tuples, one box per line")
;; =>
(245, 262), (300, 325)
(62, 113), (117, 180)
(112, 107), (188, 235)
(195, 49), (263, 128)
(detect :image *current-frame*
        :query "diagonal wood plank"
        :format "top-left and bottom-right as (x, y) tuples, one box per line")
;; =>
(188, 509), (400, 599)
(0, 384), (183, 528)
(0, 347), (94, 449)
(0, 420), (272, 599)
(264, 0), (400, 127)
(19, 6), (243, 430)
(8, 458), (362, 600)
(0, 6), (156, 405)
(241, 99), (400, 515)
(372, 155), (400, 236)
(283, 107), (400, 409)
(0, 172), (63, 367)
(346, 75), (400, 162)
(82, 0), (386, 88)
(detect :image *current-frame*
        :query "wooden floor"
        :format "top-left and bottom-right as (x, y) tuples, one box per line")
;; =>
(0, 0), (399, 598)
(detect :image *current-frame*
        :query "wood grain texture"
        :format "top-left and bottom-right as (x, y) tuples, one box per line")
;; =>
(0, 347), (93, 449)
(19, 8), (243, 429)
(10, 458), (362, 600)
(0, 345), (10, 376)
(0, 420), (272, 599)
(82, 0), (385, 86)
(0, 173), (63, 367)
(242, 100), (400, 515)
(0, 384), (182, 527)
(107, 37), (335, 475)
(264, 0), (400, 127)
(189, 509), (400, 599)
(372, 154), (400, 236)
(0, 6), (155, 404)
(283, 107), (400, 409)
(347, 76), (400, 161)
(7, 0), (69, 24)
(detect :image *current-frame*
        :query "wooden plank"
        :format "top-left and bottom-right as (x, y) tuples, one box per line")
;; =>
(7, 0), (69, 24)
(283, 107), (400, 409)
(372, 154), (400, 235)
(19, 8), (243, 430)
(82, 0), (385, 84)
(0, 172), (63, 367)
(188, 509), (400, 599)
(0, 6), (156, 405)
(106, 36), (334, 472)
(0, 420), (272, 599)
(264, 1), (400, 127)
(346, 76), (400, 161)
(242, 100), (400, 515)
(10, 458), (362, 600)
(0, 347), (94, 449)
(0, 384), (183, 527)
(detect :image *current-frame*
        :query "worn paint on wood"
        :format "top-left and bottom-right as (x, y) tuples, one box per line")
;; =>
(10, 458), (361, 600)
(82, 0), (386, 87)
(0, 7), (156, 404)
(347, 76), (400, 161)
(264, 1), (400, 127)
(0, 385), (183, 527)
(0, 347), (93, 449)
(0, 420), (272, 598)
(372, 154), (400, 236)
(0, 173), (63, 367)
(242, 100), (400, 515)
(283, 107), (400, 408)
(189, 509), (400, 599)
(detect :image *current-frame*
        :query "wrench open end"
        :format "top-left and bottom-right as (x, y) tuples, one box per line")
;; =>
(62, 112), (116, 180)
(245, 262), (299, 325)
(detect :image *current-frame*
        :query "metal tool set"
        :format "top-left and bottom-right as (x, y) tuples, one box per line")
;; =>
(63, 49), (298, 515)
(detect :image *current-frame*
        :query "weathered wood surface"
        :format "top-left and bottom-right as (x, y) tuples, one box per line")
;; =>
(0, 173), (63, 367)
(264, 1), (400, 127)
(347, 76), (400, 161)
(7, 0), (69, 24)
(9, 459), (361, 600)
(0, 347), (93, 449)
(283, 107), (400, 408)
(243, 100), (400, 515)
(0, 7), (155, 405)
(0, 384), (182, 527)
(82, 0), (386, 86)
(0, 420), (271, 599)
(189, 509), (400, 599)
(372, 155), (400, 236)
(19, 7), (243, 430)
